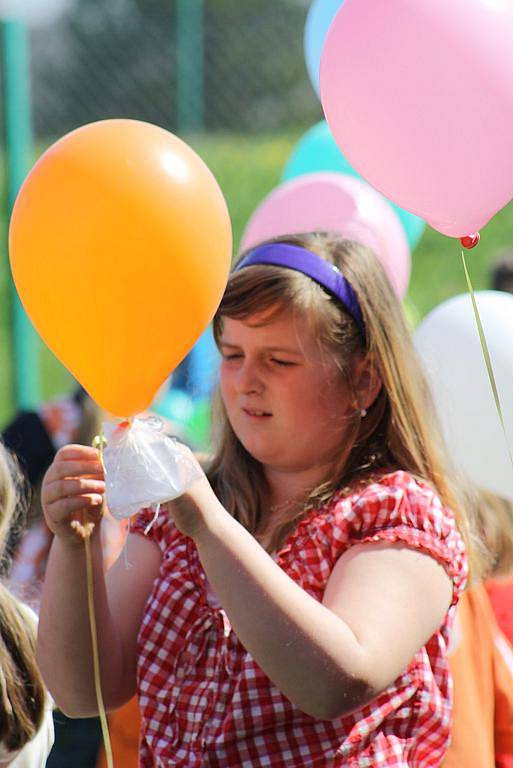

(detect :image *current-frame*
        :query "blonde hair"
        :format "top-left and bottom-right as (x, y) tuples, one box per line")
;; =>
(207, 232), (486, 575)
(0, 443), (46, 753)
(474, 488), (513, 580)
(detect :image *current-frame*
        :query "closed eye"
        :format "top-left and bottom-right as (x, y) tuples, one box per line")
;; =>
(271, 358), (297, 366)
(222, 353), (243, 361)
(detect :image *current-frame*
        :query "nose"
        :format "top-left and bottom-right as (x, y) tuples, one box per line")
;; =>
(235, 357), (263, 395)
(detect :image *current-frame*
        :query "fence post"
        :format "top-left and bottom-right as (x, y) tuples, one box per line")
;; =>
(176, 0), (205, 133)
(2, 19), (40, 410)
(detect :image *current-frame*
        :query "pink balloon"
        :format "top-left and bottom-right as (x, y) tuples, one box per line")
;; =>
(240, 172), (410, 297)
(320, 0), (513, 238)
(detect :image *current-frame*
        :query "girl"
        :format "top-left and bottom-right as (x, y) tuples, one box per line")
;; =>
(38, 233), (479, 767)
(0, 442), (53, 766)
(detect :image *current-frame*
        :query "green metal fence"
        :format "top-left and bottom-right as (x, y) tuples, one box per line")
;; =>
(0, 0), (319, 416)
(24, 0), (318, 141)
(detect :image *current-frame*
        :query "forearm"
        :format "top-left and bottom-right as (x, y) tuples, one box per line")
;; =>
(37, 531), (131, 716)
(194, 511), (374, 719)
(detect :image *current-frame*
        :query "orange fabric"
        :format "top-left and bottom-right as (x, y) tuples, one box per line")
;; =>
(442, 583), (513, 767)
(487, 579), (513, 649)
(494, 631), (513, 761)
(97, 696), (140, 768)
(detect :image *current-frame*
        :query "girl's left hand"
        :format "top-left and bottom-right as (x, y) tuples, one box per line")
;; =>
(166, 474), (224, 540)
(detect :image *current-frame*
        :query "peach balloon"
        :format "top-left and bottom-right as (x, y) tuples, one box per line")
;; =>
(9, 120), (232, 416)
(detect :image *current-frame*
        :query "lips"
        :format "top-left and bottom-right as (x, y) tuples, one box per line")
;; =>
(242, 407), (272, 418)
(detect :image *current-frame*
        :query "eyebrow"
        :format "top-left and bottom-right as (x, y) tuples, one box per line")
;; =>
(219, 341), (303, 355)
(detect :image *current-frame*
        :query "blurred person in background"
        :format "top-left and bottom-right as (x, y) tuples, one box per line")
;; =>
(2, 386), (113, 768)
(486, 255), (513, 656)
(2, 380), (187, 767)
(443, 488), (513, 768)
(480, 491), (513, 652)
(2, 386), (119, 606)
(0, 441), (54, 766)
(491, 254), (513, 294)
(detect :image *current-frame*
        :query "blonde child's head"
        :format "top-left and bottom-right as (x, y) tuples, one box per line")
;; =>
(473, 488), (513, 580)
(0, 445), (25, 573)
(0, 442), (46, 753)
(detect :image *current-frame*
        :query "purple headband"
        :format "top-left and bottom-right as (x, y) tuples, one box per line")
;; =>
(235, 243), (366, 336)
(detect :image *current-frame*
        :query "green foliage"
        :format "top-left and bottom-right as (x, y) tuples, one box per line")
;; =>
(1, 129), (512, 426)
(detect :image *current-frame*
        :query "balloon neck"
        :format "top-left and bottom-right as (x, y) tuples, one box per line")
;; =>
(460, 233), (480, 250)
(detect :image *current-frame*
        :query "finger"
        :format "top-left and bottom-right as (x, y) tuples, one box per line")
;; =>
(43, 477), (106, 505)
(45, 459), (105, 483)
(47, 494), (104, 520)
(55, 444), (102, 462)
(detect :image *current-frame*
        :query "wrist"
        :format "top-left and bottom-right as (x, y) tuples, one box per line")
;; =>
(51, 515), (103, 551)
(191, 499), (229, 545)
(167, 477), (227, 540)
(169, 493), (226, 541)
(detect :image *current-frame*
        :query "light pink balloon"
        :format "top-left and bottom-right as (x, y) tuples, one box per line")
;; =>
(240, 172), (410, 297)
(320, 0), (513, 239)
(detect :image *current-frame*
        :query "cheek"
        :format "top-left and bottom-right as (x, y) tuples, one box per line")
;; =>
(219, 367), (235, 409)
(306, 374), (353, 424)
(325, 375), (353, 406)
(218, 368), (229, 398)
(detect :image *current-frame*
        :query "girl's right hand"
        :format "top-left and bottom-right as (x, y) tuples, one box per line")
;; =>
(41, 444), (106, 546)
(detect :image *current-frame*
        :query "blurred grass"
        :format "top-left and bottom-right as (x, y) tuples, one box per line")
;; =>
(1, 128), (512, 426)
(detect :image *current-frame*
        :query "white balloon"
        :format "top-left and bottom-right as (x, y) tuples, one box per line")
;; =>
(415, 291), (513, 501)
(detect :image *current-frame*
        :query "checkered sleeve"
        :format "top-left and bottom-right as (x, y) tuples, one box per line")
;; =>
(332, 471), (468, 604)
(131, 505), (180, 553)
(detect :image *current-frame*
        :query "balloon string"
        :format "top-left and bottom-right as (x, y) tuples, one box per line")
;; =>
(84, 531), (114, 768)
(460, 249), (513, 468)
(72, 428), (114, 768)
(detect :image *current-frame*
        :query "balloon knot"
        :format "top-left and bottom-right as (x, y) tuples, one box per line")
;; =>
(460, 233), (480, 250)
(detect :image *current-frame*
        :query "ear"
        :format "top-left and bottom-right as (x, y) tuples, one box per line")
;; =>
(351, 354), (382, 411)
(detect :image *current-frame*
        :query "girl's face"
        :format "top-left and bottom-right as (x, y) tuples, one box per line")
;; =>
(219, 310), (357, 474)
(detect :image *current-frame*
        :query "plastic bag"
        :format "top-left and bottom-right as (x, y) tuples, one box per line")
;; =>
(102, 417), (204, 520)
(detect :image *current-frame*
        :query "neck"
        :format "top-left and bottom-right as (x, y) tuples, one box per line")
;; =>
(263, 461), (336, 511)
(256, 462), (336, 551)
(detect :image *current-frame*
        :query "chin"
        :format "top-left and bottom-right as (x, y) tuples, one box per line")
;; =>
(238, 437), (279, 465)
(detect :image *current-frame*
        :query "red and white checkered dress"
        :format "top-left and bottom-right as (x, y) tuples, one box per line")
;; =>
(133, 470), (467, 767)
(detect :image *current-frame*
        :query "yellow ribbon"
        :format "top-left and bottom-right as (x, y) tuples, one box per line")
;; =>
(461, 249), (513, 468)
(71, 428), (114, 768)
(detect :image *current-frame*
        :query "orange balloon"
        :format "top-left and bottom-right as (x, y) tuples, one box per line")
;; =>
(9, 120), (232, 416)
